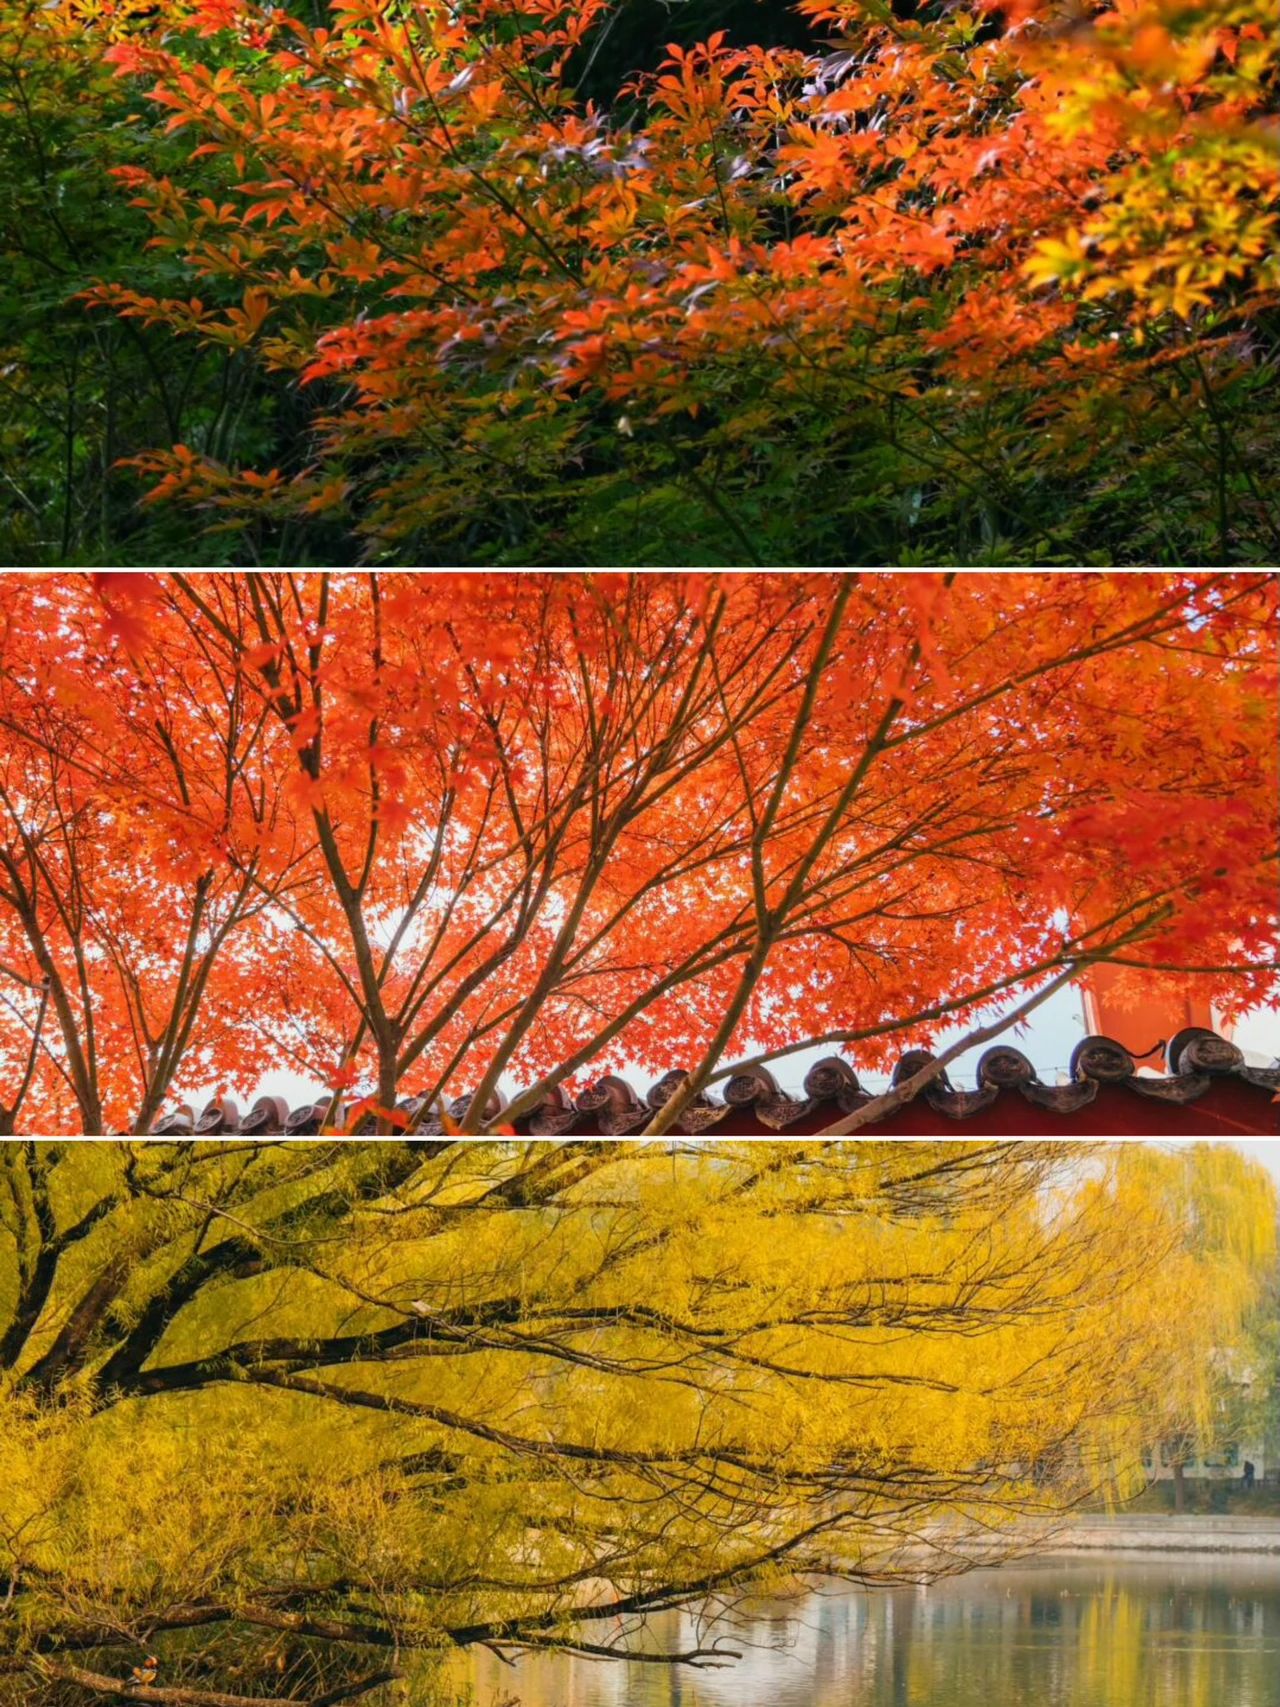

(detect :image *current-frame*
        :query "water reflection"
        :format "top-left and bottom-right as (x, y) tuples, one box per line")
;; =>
(462, 1559), (1280, 1707)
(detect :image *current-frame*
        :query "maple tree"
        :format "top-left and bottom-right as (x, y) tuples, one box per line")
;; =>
(3, 0), (1277, 562)
(0, 570), (1275, 1136)
(1, 1139), (1275, 1706)
(0, 573), (306, 1134)
(16, 0), (1264, 563)
(0, 0), (334, 567)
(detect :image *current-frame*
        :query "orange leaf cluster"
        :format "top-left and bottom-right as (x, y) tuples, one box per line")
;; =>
(16, 0), (1262, 546)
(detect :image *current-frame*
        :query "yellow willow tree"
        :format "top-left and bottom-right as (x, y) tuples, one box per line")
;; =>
(1110, 1141), (1280, 1510)
(1, 1139), (1275, 1707)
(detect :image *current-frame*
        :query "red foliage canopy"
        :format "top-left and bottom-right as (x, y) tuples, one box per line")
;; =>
(62, 0), (1278, 556)
(0, 571), (1275, 1133)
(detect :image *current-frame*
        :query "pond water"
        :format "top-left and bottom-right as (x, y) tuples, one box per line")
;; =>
(462, 1557), (1280, 1707)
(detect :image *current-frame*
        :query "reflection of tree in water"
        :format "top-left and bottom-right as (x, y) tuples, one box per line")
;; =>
(463, 1564), (1280, 1707)
(888, 1584), (915, 1707)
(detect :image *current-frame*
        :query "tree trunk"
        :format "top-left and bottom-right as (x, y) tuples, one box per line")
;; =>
(377, 1053), (398, 1135)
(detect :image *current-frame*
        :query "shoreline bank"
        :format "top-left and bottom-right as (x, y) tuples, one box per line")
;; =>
(1037, 1514), (1280, 1556)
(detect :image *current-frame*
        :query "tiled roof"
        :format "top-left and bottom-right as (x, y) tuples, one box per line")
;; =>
(152, 1027), (1279, 1137)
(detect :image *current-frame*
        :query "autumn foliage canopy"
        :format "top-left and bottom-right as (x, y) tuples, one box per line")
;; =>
(1, 1138), (1277, 1707)
(1, 0), (1277, 562)
(0, 570), (1275, 1135)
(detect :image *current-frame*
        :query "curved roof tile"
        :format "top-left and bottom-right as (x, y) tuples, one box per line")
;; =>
(151, 1027), (1279, 1137)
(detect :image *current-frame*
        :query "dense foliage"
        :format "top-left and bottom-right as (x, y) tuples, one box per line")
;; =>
(0, 0), (1276, 564)
(1, 1140), (1276, 1706)
(0, 571), (1275, 1135)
